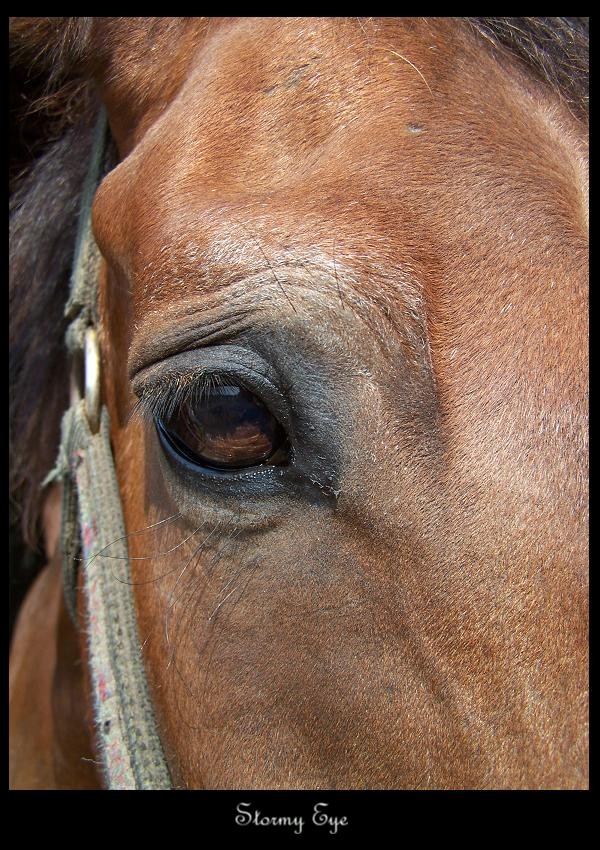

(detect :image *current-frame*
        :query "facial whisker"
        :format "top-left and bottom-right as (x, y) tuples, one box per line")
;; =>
(76, 512), (183, 568)
(199, 557), (262, 706)
(164, 518), (242, 653)
(164, 522), (224, 650)
(164, 518), (243, 692)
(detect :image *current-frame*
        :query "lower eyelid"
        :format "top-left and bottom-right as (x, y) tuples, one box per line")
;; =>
(156, 404), (290, 472)
(156, 417), (290, 482)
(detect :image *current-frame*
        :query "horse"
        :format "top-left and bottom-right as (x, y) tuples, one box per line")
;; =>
(9, 17), (588, 790)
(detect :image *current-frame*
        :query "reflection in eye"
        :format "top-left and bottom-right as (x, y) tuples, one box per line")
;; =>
(157, 385), (290, 470)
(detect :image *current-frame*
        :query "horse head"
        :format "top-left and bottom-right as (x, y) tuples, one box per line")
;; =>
(10, 17), (588, 789)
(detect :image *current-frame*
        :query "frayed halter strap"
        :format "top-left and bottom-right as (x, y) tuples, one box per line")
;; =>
(45, 109), (173, 790)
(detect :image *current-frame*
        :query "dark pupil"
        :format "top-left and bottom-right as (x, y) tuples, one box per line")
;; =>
(159, 386), (288, 470)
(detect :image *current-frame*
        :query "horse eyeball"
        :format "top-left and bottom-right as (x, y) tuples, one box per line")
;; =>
(159, 385), (289, 470)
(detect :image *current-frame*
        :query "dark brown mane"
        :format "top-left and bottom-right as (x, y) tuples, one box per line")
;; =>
(462, 17), (589, 120)
(10, 123), (96, 541)
(9, 16), (589, 549)
(10, 17), (97, 546)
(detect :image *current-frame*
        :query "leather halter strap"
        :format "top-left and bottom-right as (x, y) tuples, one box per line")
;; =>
(45, 109), (173, 790)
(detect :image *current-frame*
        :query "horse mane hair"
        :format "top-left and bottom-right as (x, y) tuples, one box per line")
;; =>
(9, 16), (589, 548)
(10, 18), (97, 547)
(463, 17), (589, 121)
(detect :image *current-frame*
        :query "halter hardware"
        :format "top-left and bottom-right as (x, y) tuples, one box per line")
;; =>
(46, 107), (173, 790)
(69, 327), (101, 434)
(84, 327), (101, 434)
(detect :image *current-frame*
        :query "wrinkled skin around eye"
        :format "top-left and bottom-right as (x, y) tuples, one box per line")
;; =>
(159, 385), (289, 469)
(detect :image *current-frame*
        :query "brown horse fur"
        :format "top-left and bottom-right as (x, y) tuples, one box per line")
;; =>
(10, 18), (588, 789)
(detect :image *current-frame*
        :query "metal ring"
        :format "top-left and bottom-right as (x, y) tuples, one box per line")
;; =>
(84, 327), (101, 434)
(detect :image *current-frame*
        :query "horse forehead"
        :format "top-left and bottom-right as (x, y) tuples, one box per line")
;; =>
(94, 19), (482, 275)
(115, 20), (493, 183)
(119, 17), (446, 149)
(92, 16), (584, 325)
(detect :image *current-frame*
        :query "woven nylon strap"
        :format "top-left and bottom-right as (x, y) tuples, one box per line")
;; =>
(47, 109), (172, 790)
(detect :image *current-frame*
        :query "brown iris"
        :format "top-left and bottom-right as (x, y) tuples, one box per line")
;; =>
(159, 385), (289, 470)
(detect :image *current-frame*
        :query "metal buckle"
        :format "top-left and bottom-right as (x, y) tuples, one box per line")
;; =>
(69, 327), (101, 434)
(84, 327), (101, 434)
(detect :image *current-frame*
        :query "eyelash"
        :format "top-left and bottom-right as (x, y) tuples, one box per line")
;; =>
(131, 371), (242, 426)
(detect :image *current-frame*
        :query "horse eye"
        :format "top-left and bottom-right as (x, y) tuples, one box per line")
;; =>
(157, 385), (290, 470)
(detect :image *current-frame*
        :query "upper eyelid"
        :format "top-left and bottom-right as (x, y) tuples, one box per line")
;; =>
(129, 348), (292, 434)
(131, 344), (280, 394)
(130, 371), (241, 426)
